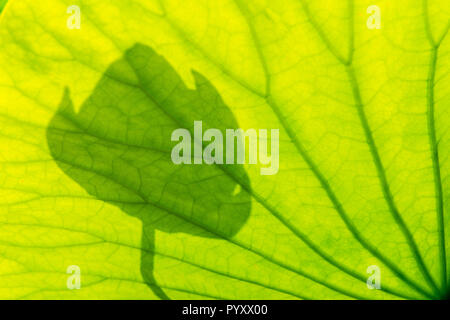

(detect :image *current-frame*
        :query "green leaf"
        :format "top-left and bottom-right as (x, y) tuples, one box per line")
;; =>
(0, 0), (449, 299)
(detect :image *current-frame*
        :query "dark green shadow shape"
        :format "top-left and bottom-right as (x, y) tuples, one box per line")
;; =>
(47, 44), (251, 299)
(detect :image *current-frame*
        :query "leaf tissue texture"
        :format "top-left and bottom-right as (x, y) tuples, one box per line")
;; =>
(0, 0), (449, 300)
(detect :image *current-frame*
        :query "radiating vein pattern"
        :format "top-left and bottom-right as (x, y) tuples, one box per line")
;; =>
(0, 0), (448, 299)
